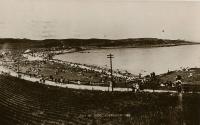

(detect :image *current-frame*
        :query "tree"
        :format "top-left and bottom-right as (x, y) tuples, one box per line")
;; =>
(176, 75), (182, 81)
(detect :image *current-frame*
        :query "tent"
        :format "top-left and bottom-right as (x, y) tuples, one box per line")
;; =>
(24, 49), (31, 53)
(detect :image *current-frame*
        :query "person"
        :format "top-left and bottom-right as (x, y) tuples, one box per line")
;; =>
(139, 73), (142, 79)
(188, 73), (193, 78)
(132, 83), (140, 92)
(49, 75), (53, 81)
(77, 80), (81, 85)
(175, 75), (182, 93)
(108, 81), (112, 92)
(135, 83), (140, 92)
(131, 83), (136, 92)
(176, 80), (182, 93)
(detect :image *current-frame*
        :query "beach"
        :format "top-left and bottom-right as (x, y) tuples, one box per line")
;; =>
(1, 46), (200, 93)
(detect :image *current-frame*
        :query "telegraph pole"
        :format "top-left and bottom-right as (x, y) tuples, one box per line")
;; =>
(16, 50), (21, 78)
(107, 54), (114, 92)
(17, 56), (20, 78)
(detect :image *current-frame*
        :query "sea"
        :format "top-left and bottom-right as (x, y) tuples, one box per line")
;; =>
(54, 44), (200, 75)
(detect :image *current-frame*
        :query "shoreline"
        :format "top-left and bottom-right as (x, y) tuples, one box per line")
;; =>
(48, 42), (200, 56)
(12, 43), (200, 78)
(51, 43), (200, 77)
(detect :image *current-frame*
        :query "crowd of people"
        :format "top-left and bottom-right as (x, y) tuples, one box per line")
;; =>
(0, 48), (186, 93)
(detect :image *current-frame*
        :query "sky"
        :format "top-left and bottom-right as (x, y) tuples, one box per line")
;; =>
(0, 0), (200, 42)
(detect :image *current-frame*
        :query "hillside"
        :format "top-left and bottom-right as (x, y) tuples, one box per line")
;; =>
(0, 38), (197, 49)
(0, 74), (194, 125)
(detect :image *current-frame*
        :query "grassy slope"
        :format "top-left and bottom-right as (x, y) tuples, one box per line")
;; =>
(0, 75), (179, 125)
(0, 75), (200, 124)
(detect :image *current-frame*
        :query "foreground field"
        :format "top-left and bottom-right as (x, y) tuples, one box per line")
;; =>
(0, 75), (200, 125)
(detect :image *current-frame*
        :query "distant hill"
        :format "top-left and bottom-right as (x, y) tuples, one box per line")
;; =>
(0, 38), (198, 49)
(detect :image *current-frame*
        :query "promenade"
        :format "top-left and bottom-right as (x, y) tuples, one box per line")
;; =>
(0, 65), (177, 93)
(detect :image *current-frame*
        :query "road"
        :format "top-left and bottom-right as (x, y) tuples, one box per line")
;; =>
(0, 65), (177, 93)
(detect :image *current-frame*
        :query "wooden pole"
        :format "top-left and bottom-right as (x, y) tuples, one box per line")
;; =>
(107, 54), (114, 92)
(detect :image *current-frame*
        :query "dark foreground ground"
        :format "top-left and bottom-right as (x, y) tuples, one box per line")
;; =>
(0, 75), (200, 125)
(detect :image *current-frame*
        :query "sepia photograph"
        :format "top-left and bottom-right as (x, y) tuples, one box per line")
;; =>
(0, 0), (200, 124)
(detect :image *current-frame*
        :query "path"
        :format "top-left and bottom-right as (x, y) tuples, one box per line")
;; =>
(0, 65), (177, 93)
